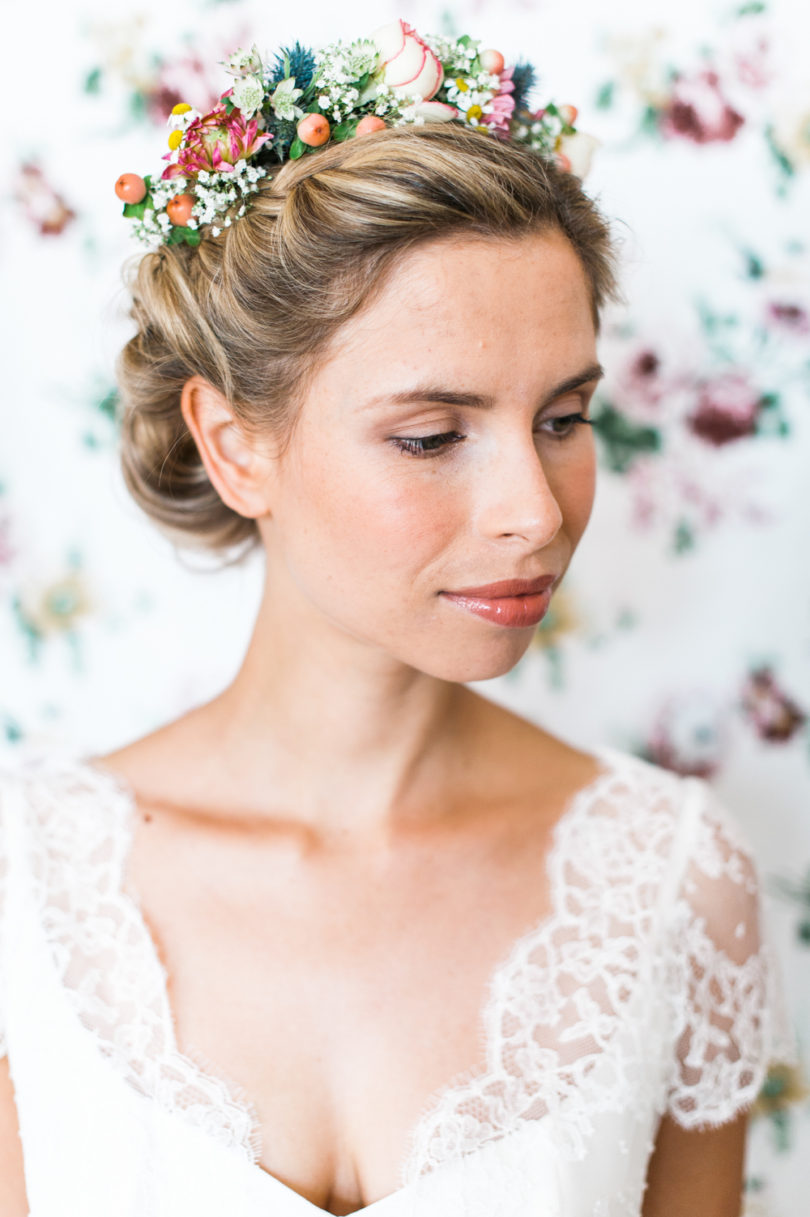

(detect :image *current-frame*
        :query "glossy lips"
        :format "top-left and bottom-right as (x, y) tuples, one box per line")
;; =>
(440, 575), (556, 629)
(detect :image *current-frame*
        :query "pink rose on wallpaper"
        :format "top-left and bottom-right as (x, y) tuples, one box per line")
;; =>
(144, 51), (222, 123)
(620, 348), (667, 411)
(661, 69), (744, 144)
(14, 164), (76, 236)
(767, 302), (810, 335)
(741, 668), (806, 743)
(644, 691), (725, 778)
(687, 370), (761, 445)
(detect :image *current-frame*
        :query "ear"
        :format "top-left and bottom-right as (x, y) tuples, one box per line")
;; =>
(180, 376), (275, 520)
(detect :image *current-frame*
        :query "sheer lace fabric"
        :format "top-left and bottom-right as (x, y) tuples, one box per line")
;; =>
(0, 743), (799, 1217)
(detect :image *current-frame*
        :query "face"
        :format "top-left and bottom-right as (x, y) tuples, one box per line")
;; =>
(260, 230), (601, 682)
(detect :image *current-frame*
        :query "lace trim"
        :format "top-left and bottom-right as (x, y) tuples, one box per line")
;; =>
(400, 755), (685, 1181)
(662, 788), (799, 1129)
(3, 742), (799, 1189)
(19, 747), (261, 1160)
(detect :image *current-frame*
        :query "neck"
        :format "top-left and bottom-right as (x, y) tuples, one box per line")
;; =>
(188, 574), (480, 844)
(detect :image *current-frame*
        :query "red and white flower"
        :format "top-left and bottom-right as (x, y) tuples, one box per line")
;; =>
(371, 20), (444, 102)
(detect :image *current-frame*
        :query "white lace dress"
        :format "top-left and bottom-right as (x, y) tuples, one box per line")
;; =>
(0, 743), (798, 1217)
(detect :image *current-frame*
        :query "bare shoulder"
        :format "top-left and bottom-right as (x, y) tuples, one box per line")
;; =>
(642, 1110), (748, 1217)
(87, 704), (217, 814)
(0, 1057), (28, 1216)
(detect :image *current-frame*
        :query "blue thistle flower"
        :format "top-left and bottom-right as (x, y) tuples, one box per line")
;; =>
(511, 62), (537, 114)
(269, 43), (317, 90)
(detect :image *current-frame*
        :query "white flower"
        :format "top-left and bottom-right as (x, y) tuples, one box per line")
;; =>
(232, 75), (265, 117)
(557, 130), (601, 179)
(270, 76), (305, 121)
(167, 107), (201, 133)
(223, 44), (263, 79)
(341, 38), (379, 78)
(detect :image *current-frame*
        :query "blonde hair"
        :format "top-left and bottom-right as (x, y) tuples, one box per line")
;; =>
(117, 123), (619, 564)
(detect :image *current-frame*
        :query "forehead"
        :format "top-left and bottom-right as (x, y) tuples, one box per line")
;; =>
(316, 230), (597, 394)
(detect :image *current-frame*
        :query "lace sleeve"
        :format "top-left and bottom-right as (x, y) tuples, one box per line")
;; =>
(663, 782), (799, 1129)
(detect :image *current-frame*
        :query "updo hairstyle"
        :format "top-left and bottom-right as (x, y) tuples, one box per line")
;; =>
(117, 123), (619, 565)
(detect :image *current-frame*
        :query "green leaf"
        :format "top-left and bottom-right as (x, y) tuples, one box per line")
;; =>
(673, 520), (695, 554)
(84, 67), (102, 94)
(595, 81), (614, 110)
(122, 194), (154, 220)
(289, 136), (306, 159)
(332, 119), (358, 142)
(182, 228), (201, 247)
(591, 402), (662, 474)
(744, 249), (765, 279)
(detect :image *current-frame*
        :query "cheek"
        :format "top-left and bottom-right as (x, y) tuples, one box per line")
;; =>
(284, 437), (458, 578)
(550, 443), (597, 541)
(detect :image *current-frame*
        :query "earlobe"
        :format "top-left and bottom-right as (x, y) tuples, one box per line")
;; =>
(179, 376), (273, 520)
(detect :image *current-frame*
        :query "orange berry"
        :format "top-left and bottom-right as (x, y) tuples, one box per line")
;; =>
(555, 151), (572, 173)
(297, 112), (331, 147)
(480, 49), (505, 75)
(559, 104), (579, 126)
(355, 115), (387, 137)
(114, 173), (147, 203)
(166, 193), (195, 227)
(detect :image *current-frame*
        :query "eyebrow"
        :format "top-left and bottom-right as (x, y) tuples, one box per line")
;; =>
(363, 363), (605, 412)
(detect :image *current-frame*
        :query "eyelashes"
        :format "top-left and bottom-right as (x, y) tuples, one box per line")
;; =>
(391, 412), (594, 458)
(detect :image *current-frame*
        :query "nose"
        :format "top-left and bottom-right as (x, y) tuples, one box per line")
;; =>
(475, 434), (563, 548)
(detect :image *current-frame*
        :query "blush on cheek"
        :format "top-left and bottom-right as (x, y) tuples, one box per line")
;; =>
(553, 448), (597, 546)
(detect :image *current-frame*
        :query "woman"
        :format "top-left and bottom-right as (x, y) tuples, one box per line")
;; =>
(0, 20), (796, 1217)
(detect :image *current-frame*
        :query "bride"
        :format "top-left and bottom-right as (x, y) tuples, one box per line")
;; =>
(0, 19), (794, 1217)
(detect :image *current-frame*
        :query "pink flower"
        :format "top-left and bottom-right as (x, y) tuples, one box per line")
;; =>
(767, 302), (810, 334)
(162, 105), (270, 180)
(661, 69), (744, 145)
(482, 66), (516, 139)
(741, 668), (806, 743)
(15, 163), (76, 236)
(687, 371), (761, 445)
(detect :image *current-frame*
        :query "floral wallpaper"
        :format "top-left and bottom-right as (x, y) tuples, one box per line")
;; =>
(1, 0), (809, 1210)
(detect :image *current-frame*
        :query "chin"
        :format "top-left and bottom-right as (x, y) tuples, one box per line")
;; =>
(410, 638), (535, 684)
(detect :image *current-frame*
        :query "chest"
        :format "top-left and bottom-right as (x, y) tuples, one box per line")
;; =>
(123, 813), (565, 1211)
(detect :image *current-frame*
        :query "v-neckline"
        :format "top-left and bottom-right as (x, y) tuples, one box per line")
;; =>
(46, 742), (626, 1216)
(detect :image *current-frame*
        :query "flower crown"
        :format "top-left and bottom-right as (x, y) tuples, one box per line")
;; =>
(115, 19), (598, 249)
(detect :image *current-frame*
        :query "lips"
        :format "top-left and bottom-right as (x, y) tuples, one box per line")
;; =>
(439, 574), (557, 629)
(444, 574), (557, 598)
